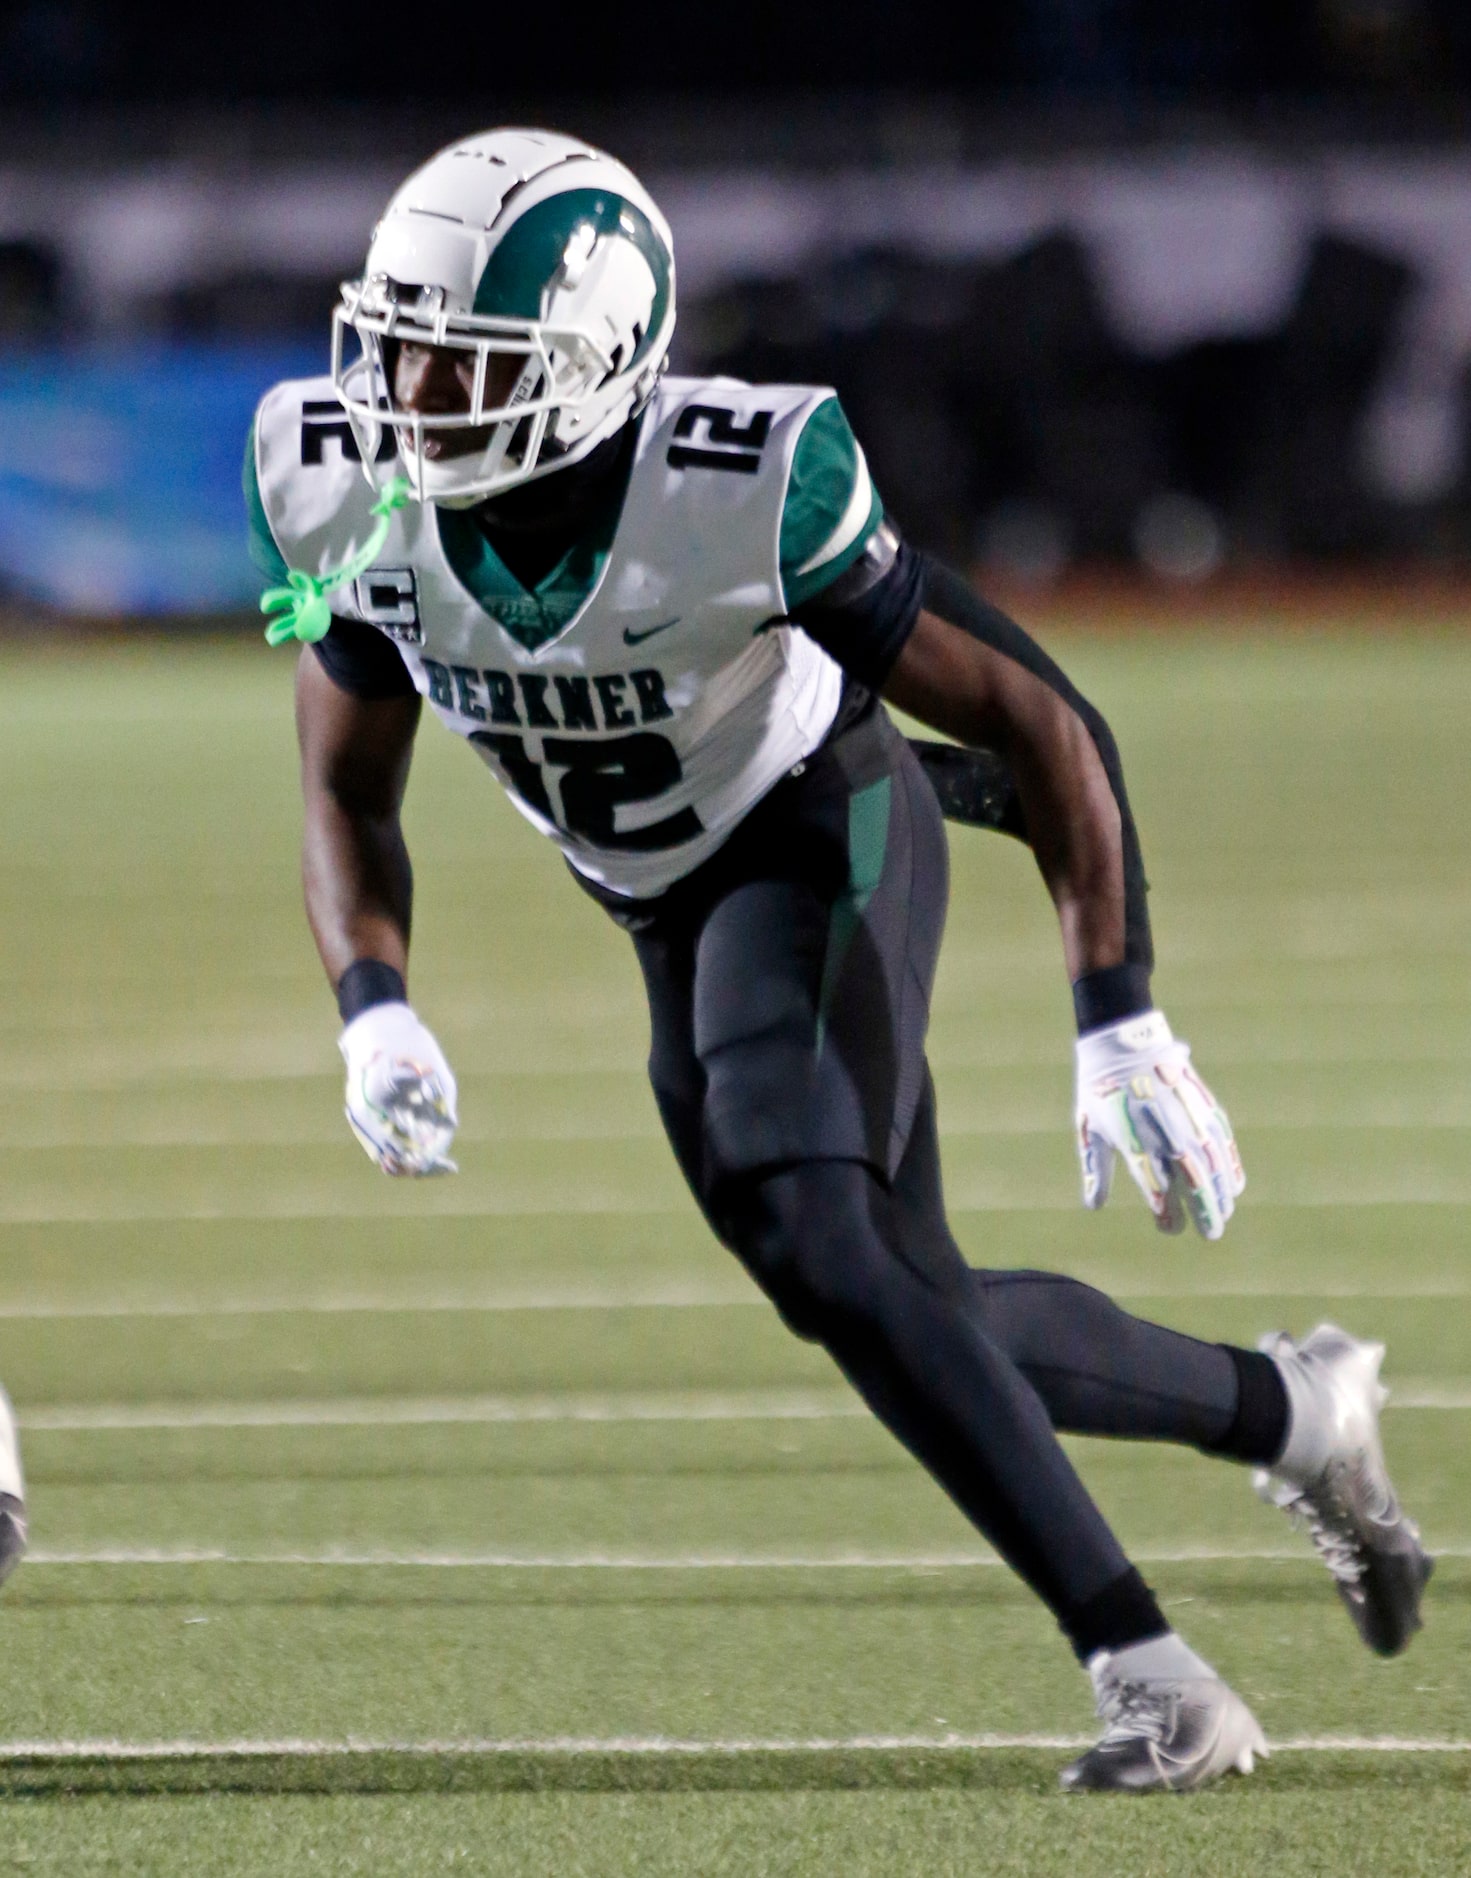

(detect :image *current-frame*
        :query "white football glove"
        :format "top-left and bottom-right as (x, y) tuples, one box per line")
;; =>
(1075, 1009), (1243, 1240)
(339, 1001), (458, 1177)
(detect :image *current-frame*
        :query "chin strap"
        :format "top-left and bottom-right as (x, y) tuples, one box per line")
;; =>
(261, 477), (413, 647)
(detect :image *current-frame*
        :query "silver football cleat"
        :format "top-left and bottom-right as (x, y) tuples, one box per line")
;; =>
(1255, 1326), (1432, 1657)
(1061, 1647), (1267, 1793)
(0, 1497), (24, 1588)
(0, 1386), (25, 1587)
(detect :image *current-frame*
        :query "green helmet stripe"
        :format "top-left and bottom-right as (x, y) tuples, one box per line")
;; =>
(473, 188), (671, 366)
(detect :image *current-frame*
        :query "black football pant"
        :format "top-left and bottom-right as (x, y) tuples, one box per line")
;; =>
(605, 705), (1282, 1660)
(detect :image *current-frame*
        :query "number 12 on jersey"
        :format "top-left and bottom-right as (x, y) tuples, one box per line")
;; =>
(470, 730), (703, 853)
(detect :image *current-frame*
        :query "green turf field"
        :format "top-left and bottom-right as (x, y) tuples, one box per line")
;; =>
(0, 626), (1467, 1874)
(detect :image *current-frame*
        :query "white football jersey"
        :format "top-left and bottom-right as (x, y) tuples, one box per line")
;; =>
(249, 374), (883, 898)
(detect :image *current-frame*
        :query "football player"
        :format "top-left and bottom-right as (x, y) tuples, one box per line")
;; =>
(246, 128), (1430, 1791)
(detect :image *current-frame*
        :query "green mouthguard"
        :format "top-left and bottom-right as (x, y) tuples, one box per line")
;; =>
(261, 476), (413, 646)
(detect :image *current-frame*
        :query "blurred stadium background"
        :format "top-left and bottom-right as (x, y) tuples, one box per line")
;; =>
(9, 1), (1471, 610)
(2, 7), (1470, 1874)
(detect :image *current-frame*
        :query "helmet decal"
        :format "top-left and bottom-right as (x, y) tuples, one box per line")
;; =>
(472, 187), (672, 368)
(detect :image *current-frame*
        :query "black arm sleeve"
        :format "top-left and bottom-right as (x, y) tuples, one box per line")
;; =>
(916, 555), (1154, 974)
(788, 521), (925, 691)
(310, 618), (417, 701)
(780, 530), (1154, 987)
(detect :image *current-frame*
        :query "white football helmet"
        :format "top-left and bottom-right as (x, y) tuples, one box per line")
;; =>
(332, 128), (676, 506)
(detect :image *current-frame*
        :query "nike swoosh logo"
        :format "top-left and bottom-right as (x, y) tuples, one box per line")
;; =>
(622, 617), (681, 646)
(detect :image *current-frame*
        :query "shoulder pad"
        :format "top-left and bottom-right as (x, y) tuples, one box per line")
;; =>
(643, 376), (836, 475)
(252, 376), (385, 579)
(655, 374), (836, 422)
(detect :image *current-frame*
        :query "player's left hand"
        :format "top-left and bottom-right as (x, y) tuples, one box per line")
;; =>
(339, 1001), (458, 1177)
(1074, 1010), (1243, 1240)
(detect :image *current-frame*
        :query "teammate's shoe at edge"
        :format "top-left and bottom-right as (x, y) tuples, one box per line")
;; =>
(1060, 1633), (1267, 1793)
(0, 1387), (26, 1587)
(1254, 1325), (1431, 1657)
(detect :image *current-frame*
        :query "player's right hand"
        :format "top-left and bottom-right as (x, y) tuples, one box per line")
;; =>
(1074, 1009), (1243, 1240)
(339, 1001), (458, 1177)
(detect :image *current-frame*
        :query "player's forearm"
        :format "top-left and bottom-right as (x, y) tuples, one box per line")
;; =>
(301, 794), (414, 989)
(1002, 715), (1127, 981)
(909, 665), (1127, 975)
(880, 562), (1156, 989)
(295, 652), (421, 994)
(885, 607), (1127, 978)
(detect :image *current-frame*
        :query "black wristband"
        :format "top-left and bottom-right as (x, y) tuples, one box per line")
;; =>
(1072, 963), (1153, 1035)
(336, 959), (407, 1024)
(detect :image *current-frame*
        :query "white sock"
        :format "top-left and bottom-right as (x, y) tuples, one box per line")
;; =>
(1090, 1630), (1217, 1687)
(1269, 1345), (1334, 1484)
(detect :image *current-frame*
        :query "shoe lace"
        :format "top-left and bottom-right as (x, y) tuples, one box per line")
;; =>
(1096, 1677), (1177, 1747)
(1273, 1473), (1367, 1586)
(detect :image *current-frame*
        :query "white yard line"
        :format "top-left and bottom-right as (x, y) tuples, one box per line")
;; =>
(0, 1732), (1464, 1757)
(8, 1114), (1471, 1150)
(3, 1281), (1471, 1320)
(934, 1045), (1471, 1070)
(21, 1544), (1471, 1567)
(1383, 1385), (1471, 1408)
(19, 1382), (1469, 1432)
(11, 1038), (1471, 1093)
(0, 1285), (759, 1320)
(8, 1188), (1471, 1224)
(20, 1391), (869, 1431)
